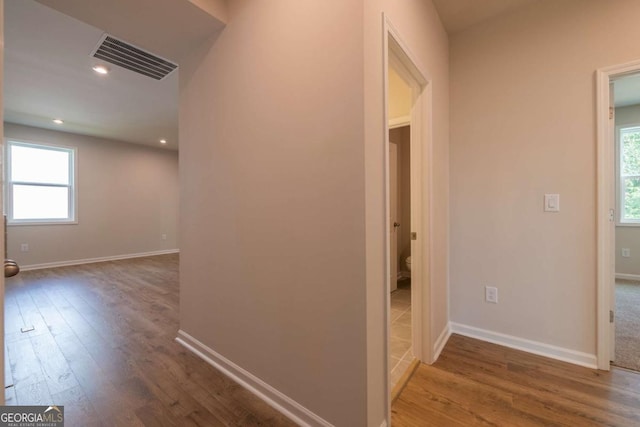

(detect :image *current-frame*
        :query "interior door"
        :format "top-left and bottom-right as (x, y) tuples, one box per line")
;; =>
(390, 142), (398, 292)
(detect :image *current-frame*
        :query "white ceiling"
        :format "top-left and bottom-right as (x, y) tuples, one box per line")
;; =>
(4, 1), (223, 150)
(13, 0), (633, 148)
(432, 0), (538, 34)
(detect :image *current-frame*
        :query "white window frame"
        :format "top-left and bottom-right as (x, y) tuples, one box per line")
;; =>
(617, 124), (640, 226)
(6, 139), (78, 225)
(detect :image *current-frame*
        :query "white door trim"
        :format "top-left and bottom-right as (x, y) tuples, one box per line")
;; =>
(383, 13), (432, 408)
(595, 58), (640, 370)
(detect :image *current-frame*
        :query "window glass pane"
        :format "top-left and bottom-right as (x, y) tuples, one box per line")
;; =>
(10, 144), (70, 185)
(621, 128), (640, 176)
(623, 176), (640, 221)
(12, 185), (69, 220)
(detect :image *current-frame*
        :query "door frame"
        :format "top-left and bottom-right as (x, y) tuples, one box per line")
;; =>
(596, 58), (640, 370)
(383, 15), (432, 384)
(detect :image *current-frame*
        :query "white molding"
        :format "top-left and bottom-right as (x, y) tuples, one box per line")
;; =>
(379, 421), (388, 427)
(432, 323), (451, 361)
(175, 330), (332, 427)
(450, 322), (597, 369)
(388, 116), (411, 129)
(615, 273), (640, 281)
(20, 249), (179, 271)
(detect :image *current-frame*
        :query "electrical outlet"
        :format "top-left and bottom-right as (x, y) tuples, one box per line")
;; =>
(161, 234), (167, 241)
(485, 286), (498, 303)
(20, 243), (29, 252)
(622, 248), (631, 258)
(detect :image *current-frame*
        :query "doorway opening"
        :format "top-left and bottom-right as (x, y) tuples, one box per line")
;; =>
(388, 62), (413, 389)
(2, 0), (182, 408)
(596, 59), (640, 371)
(609, 72), (640, 372)
(384, 21), (431, 402)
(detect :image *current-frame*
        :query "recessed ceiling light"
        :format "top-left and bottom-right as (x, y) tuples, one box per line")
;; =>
(160, 139), (167, 144)
(52, 119), (64, 125)
(92, 65), (109, 75)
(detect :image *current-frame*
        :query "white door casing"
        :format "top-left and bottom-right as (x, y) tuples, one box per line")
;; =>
(382, 13), (434, 424)
(384, 9), (432, 390)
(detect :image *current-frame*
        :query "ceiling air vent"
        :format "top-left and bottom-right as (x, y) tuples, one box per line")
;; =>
(91, 34), (177, 81)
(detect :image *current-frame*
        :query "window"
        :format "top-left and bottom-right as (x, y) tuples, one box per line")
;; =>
(619, 126), (640, 224)
(7, 140), (76, 224)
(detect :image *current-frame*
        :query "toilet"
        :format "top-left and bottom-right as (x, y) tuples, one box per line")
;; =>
(405, 256), (412, 272)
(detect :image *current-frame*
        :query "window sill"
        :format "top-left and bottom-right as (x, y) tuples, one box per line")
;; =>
(616, 222), (640, 227)
(8, 220), (78, 227)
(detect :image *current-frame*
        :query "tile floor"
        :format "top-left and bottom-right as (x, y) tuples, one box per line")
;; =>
(390, 278), (412, 389)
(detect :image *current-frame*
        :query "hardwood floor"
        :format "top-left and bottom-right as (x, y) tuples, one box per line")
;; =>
(10, 257), (640, 426)
(4, 255), (294, 427)
(392, 334), (640, 426)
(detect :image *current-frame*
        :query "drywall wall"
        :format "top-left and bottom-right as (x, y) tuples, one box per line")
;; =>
(178, 1), (367, 425)
(450, 0), (640, 358)
(615, 104), (640, 277)
(4, 123), (179, 267)
(389, 125), (411, 271)
(364, 1), (449, 424)
(179, 1), (449, 424)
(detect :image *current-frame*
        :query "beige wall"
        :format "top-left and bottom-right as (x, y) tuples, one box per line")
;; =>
(179, 1), (367, 425)
(364, 1), (449, 423)
(390, 125), (411, 269)
(4, 123), (179, 267)
(615, 104), (640, 276)
(180, 0), (449, 424)
(450, 0), (640, 356)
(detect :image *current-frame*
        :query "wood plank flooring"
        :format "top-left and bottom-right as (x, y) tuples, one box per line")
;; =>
(4, 255), (294, 427)
(392, 334), (640, 426)
(9, 256), (640, 426)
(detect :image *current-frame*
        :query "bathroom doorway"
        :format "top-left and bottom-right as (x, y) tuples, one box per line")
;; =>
(389, 125), (412, 389)
(383, 19), (433, 419)
(388, 58), (414, 391)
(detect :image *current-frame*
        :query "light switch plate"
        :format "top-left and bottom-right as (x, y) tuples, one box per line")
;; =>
(544, 194), (560, 212)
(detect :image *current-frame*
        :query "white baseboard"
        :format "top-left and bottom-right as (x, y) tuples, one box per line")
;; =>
(175, 330), (332, 427)
(379, 421), (388, 427)
(20, 249), (180, 271)
(450, 322), (597, 369)
(432, 323), (451, 362)
(616, 273), (640, 281)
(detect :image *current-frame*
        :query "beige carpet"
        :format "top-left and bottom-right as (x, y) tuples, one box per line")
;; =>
(614, 280), (640, 372)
